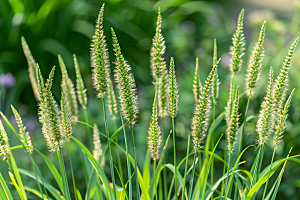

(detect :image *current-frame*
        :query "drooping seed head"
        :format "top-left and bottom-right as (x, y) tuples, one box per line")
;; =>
(91, 3), (111, 99)
(274, 89), (295, 146)
(212, 39), (220, 102)
(148, 93), (162, 160)
(74, 54), (87, 110)
(93, 124), (104, 166)
(168, 57), (178, 117)
(58, 55), (78, 122)
(191, 59), (220, 151)
(229, 9), (246, 73)
(0, 119), (9, 160)
(60, 93), (72, 139)
(112, 28), (139, 126)
(107, 78), (118, 119)
(272, 37), (299, 121)
(226, 86), (240, 153)
(11, 105), (33, 154)
(193, 56), (202, 103)
(246, 21), (266, 97)
(256, 67), (274, 146)
(21, 36), (40, 101)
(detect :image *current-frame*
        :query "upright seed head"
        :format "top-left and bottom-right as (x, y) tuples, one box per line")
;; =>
(168, 57), (178, 117)
(212, 39), (220, 102)
(272, 37), (299, 120)
(21, 36), (40, 101)
(191, 59), (220, 151)
(256, 67), (274, 146)
(226, 86), (240, 153)
(229, 9), (246, 73)
(74, 54), (87, 110)
(225, 78), (234, 125)
(274, 89), (295, 146)
(11, 105), (33, 154)
(158, 70), (169, 118)
(93, 124), (104, 166)
(91, 3), (111, 99)
(0, 119), (9, 160)
(148, 93), (162, 160)
(246, 21), (266, 97)
(58, 55), (78, 122)
(106, 78), (118, 119)
(60, 93), (72, 139)
(193, 56), (202, 103)
(112, 28), (139, 126)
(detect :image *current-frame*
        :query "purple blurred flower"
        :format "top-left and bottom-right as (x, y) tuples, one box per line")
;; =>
(0, 73), (15, 88)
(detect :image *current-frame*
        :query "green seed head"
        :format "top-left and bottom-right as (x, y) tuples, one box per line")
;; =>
(0, 119), (9, 160)
(168, 57), (178, 117)
(74, 54), (87, 110)
(11, 105), (33, 154)
(229, 9), (246, 73)
(107, 78), (118, 119)
(212, 39), (220, 102)
(60, 93), (72, 139)
(93, 124), (104, 166)
(91, 3), (111, 99)
(193, 56), (202, 103)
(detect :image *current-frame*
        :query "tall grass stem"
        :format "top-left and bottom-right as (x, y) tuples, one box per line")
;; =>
(262, 145), (277, 200)
(67, 141), (78, 200)
(130, 126), (141, 199)
(181, 135), (190, 200)
(172, 116), (178, 200)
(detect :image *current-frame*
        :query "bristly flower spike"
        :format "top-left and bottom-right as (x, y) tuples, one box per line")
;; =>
(60, 93), (72, 139)
(193, 56), (202, 103)
(212, 39), (220, 102)
(272, 37), (299, 119)
(191, 58), (220, 151)
(256, 67), (274, 146)
(107, 78), (118, 119)
(225, 80), (234, 125)
(0, 119), (9, 160)
(58, 55), (78, 122)
(11, 105), (33, 154)
(91, 3), (111, 99)
(74, 54), (87, 110)
(93, 124), (104, 166)
(21, 36), (40, 101)
(226, 86), (240, 153)
(274, 88), (295, 146)
(148, 93), (162, 160)
(112, 28), (139, 125)
(246, 21), (266, 97)
(168, 57), (178, 117)
(229, 9), (246, 73)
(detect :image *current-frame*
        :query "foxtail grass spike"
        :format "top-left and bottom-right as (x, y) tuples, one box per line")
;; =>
(226, 86), (240, 153)
(274, 89), (295, 146)
(58, 55), (78, 122)
(11, 105), (33, 154)
(74, 54), (87, 110)
(93, 124), (105, 166)
(148, 93), (162, 160)
(225, 78), (234, 125)
(0, 118), (9, 160)
(21, 36), (40, 101)
(212, 39), (220, 101)
(246, 21), (266, 97)
(191, 59), (220, 151)
(91, 3), (111, 99)
(107, 78), (118, 119)
(193, 56), (202, 103)
(256, 67), (274, 146)
(150, 7), (166, 81)
(229, 9), (246, 73)
(168, 57), (178, 117)
(36, 66), (65, 152)
(60, 93), (72, 139)
(112, 28), (139, 125)
(272, 37), (299, 120)
(158, 69), (169, 117)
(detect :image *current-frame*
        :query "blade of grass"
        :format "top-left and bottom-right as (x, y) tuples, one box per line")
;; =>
(0, 172), (13, 200)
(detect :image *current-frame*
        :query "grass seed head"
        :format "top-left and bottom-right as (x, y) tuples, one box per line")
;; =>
(107, 78), (118, 119)
(168, 57), (178, 117)
(93, 124), (104, 166)
(0, 119), (9, 160)
(74, 54), (87, 110)
(60, 93), (72, 139)
(193, 56), (202, 103)
(212, 39), (220, 102)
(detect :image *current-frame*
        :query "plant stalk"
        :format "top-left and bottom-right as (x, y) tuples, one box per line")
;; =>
(181, 135), (190, 200)
(262, 145), (277, 200)
(130, 126), (140, 199)
(172, 116), (178, 200)
(67, 140), (78, 200)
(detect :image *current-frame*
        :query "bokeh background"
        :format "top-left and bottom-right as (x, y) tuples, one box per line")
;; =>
(1, 0), (300, 199)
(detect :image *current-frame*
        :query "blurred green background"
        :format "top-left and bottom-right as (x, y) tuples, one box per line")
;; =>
(1, 0), (300, 199)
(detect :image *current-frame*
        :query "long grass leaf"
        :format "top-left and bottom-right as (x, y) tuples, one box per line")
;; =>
(0, 172), (13, 200)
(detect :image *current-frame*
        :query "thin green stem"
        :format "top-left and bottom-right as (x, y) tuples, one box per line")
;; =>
(224, 153), (232, 200)
(211, 102), (216, 200)
(113, 118), (124, 181)
(83, 108), (93, 150)
(181, 135), (190, 200)
(172, 116), (178, 200)
(130, 126), (140, 199)
(154, 159), (157, 200)
(220, 147), (227, 197)
(161, 116), (168, 200)
(238, 96), (251, 156)
(188, 151), (197, 200)
(102, 99), (117, 200)
(56, 148), (71, 200)
(67, 140), (78, 200)
(262, 145), (277, 200)
(250, 146), (263, 188)
(120, 113), (132, 200)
